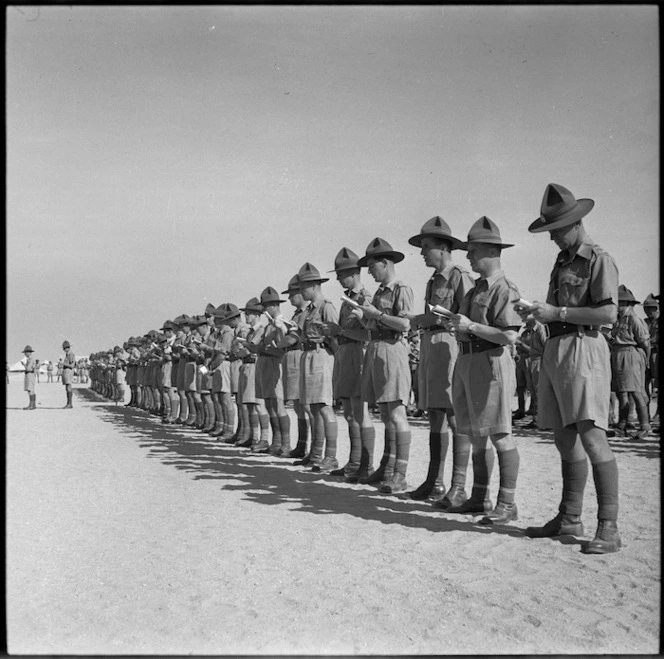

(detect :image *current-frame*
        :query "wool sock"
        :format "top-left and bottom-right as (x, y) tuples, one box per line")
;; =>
(559, 458), (588, 516)
(496, 447), (520, 505)
(593, 459), (619, 522)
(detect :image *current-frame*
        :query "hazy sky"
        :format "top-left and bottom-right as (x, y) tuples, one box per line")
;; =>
(7, 5), (659, 363)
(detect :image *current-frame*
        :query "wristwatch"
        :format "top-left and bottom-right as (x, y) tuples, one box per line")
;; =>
(468, 322), (478, 335)
(559, 306), (568, 322)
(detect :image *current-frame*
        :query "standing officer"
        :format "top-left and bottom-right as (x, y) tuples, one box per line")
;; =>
(22, 345), (37, 410)
(61, 340), (76, 409)
(525, 183), (621, 554)
(444, 217), (522, 524)
(297, 263), (340, 472)
(255, 286), (291, 456)
(353, 238), (415, 494)
(518, 317), (548, 429)
(643, 293), (659, 420)
(407, 216), (474, 505)
(610, 286), (651, 440)
(278, 275), (312, 459)
(321, 248), (377, 482)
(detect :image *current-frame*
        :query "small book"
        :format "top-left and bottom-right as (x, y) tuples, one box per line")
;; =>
(341, 294), (362, 309)
(428, 304), (455, 317)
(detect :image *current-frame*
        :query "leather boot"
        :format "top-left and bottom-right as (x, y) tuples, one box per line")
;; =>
(479, 501), (518, 525)
(433, 485), (468, 510)
(526, 512), (584, 538)
(30, 394), (37, 410)
(581, 520), (621, 554)
(446, 494), (492, 514)
(209, 422), (224, 437)
(379, 472), (408, 494)
(64, 391), (73, 409)
(287, 441), (307, 459)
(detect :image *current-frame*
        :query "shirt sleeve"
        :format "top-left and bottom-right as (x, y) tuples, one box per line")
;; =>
(490, 279), (523, 330)
(393, 283), (414, 318)
(454, 270), (476, 312)
(590, 251), (619, 307)
(320, 300), (339, 324)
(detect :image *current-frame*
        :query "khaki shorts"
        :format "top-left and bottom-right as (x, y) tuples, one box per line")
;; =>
(611, 345), (646, 394)
(184, 362), (197, 392)
(230, 360), (241, 394)
(282, 350), (302, 401)
(24, 373), (36, 393)
(239, 362), (257, 403)
(417, 330), (457, 410)
(361, 339), (411, 405)
(300, 347), (335, 406)
(62, 369), (73, 385)
(256, 354), (284, 400)
(161, 362), (172, 388)
(333, 342), (364, 399)
(539, 332), (611, 431)
(452, 346), (515, 436)
(211, 361), (232, 394)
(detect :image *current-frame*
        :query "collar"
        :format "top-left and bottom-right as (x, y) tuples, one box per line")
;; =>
(378, 278), (398, 291)
(431, 262), (456, 281)
(346, 284), (364, 297)
(476, 269), (504, 289)
(557, 236), (596, 264)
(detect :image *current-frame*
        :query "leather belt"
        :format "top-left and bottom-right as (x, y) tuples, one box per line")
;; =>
(301, 340), (328, 351)
(459, 339), (501, 355)
(368, 329), (401, 342)
(423, 326), (449, 335)
(285, 345), (301, 352)
(547, 322), (599, 339)
(613, 344), (636, 350)
(338, 335), (362, 345)
(242, 355), (257, 364)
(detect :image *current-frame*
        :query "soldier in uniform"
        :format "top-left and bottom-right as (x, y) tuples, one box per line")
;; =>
(228, 306), (252, 444)
(113, 345), (128, 404)
(407, 216), (475, 506)
(643, 293), (659, 420)
(56, 358), (64, 383)
(444, 217), (522, 525)
(610, 286), (651, 440)
(235, 298), (271, 451)
(22, 345), (37, 410)
(254, 286), (291, 456)
(517, 317), (548, 429)
(296, 263), (340, 472)
(46, 360), (54, 383)
(525, 183), (621, 554)
(352, 238), (415, 494)
(278, 275), (312, 459)
(321, 248), (377, 482)
(174, 315), (194, 425)
(61, 340), (76, 409)
(158, 321), (178, 423)
(210, 303), (240, 441)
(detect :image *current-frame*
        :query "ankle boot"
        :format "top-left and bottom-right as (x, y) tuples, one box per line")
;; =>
(526, 512), (584, 538)
(581, 520), (621, 554)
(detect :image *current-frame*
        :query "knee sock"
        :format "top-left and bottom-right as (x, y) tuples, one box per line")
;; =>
(169, 392), (180, 420)
(205, 397), (215, 427)
(310, 415), (325, 463)
(222, 396), (235, 433)
(592, 459), (619, 522)
(162, 393), (171, 417)
(178, 394), (188, 421)
(383, 427), (397, 479)
(394, 431), (412, 477)
(259, 414), (270, 442)
(297, 418), (309, 450)
(559, 458), (588, 516)
(240, 405), (251, 439)
(496, 447), (520, 505)
(470, 446), (495, 500)
(324, 418), (338, 459)
(278, 415), (291, 451)
(360, 426), (376, 474)
(268, 416), (281, 448)
(636, 399), (651, 429)
(450, 432), (471, 489)
(348, 420), (362, 468)
(248, 408), (259, 440)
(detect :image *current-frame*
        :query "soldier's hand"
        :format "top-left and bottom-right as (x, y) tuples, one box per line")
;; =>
(320, 322), (341, 337)
(449, 313), (470, 333)
(530, 301), (559, 324)
(360, 303), (382, 320)
(349, 308), (364, 321)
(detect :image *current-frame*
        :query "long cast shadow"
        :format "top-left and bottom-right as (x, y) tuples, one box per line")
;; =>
(77, 388), (524, 539)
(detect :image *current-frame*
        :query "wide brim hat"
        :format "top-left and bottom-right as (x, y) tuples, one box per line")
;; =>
(357, 237), (405, 267)
(643, 293), (659, 308)
(408, 216), (464, 250)
(297, 262), (329, 284)
(204, 303), (217, 317)
(62, 340), (71, 349)
(113, 345), (123, 353)
(281, 274), (301, 295)
(240, 297), (263, 314)
(214, 302), (241, 322)
(618, 285), (640, 305)
(22, 345), (34, 353)
(160, 320), (176, 331)
(529, 183), (594, 233)
(260, 286), (286, 305)
(189, 315), (207, 327)
(459, 216), (514, 250)
(178, 315), (193, 327)
(328, 247), (361, 273)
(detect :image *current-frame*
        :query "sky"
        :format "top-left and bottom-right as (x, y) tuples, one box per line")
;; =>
(6, 5), (659, 364)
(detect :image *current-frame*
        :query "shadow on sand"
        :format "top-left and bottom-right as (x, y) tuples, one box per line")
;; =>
(77, 388), (529, 539)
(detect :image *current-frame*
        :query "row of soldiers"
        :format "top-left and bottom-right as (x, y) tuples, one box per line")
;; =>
(88, 183), (657, 555)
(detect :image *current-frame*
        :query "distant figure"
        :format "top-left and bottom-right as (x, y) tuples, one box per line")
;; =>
(56, 358), (63, 382)
(34, 359), (41, 383)
(22, 346), (37, 410)
(62, 340), (75, 409)
(47, 360), (54, 383)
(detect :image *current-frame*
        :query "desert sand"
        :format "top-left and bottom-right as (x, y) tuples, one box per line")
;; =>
(6, 374), (661, 655)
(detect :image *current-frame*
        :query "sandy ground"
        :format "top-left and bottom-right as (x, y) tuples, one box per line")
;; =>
(6, 373), (661, 655)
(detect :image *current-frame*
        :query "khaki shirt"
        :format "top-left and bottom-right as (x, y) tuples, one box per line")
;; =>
(546, 236), (619, 309)
(459, 270), (522, 330)
(365, 279), (414, 332)
(424, 263), (475, 314)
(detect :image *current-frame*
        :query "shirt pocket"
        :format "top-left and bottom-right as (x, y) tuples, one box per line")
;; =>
(558, 271), (589, 305)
